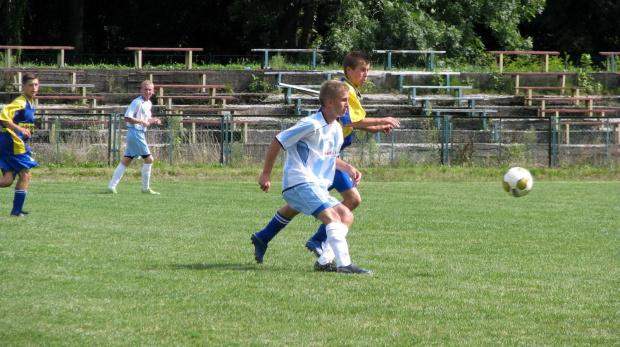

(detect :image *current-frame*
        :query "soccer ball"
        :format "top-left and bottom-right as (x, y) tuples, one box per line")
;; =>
(502, 167), (533, 197)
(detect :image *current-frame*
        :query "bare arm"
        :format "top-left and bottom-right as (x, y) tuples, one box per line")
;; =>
(123, 116), (160, 127)
(336, 158), (362, 187)
(342, 116), (401, 129)
(357, 124), (393, 134)
(258, 137), (283, 193)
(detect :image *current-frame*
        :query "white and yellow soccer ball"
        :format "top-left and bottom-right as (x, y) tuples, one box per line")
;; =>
(502, 167), (533, 197)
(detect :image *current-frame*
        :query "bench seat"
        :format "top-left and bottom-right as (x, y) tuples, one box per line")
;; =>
(157, 95), (235, 107)
(402, 85), (473, 102)
(0, 45), (74, 68)
(526, 96), (602, 107)
(125, 47), (204, 69)
(154, 84), (227, 99)
(487, 51), (560, 72)
(539, 108), (616, 117)
(34, 95), (104, 107)
(165, 107), (245, 114)
(14, 83), (95, 96)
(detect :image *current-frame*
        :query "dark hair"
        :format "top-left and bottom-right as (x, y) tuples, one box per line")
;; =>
(22, 72), (38, 84)
(343, 51), (370, 74)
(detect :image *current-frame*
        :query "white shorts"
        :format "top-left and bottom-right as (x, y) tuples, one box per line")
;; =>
(282, 182), (340, 218)
(124, 127), (151, 158)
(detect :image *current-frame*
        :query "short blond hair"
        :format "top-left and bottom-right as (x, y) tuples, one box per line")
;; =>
(319, 80), (348, 107)
(141, 80), (154, 88)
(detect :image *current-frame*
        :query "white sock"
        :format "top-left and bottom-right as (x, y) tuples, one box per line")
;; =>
(317, 241), (335, 265)
(325, 222), (351, 267)
(108, 164), (127, 189)
(142, 163), (152, 191)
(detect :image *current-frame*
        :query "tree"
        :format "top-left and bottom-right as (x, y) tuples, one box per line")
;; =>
(0, 0), (29, 44)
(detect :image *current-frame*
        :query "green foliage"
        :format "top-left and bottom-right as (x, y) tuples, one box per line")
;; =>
(269, 54), (287, 70)
(489, 72), (512, 94)
(247, 75), (273, 93)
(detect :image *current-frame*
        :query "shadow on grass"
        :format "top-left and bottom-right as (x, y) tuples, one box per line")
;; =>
(170, 263), (261, 271)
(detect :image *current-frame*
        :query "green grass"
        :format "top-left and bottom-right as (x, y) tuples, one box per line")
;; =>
(1, 178), (619, 346)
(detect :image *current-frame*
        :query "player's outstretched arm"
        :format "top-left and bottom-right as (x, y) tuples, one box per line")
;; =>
(0, 120), (31, 138)
(258, 138), (282, 193)
(343, 116), (401, 130)
(336, 158), (362, 187)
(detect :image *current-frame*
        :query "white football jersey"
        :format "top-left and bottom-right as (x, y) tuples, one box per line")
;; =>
(276, 108), (343, 191)
(124, 96), (152, 131)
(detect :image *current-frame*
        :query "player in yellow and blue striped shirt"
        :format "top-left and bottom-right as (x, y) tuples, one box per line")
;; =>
(0, 72), (40, 217)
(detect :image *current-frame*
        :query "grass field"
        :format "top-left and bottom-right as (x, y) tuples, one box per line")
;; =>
(1, 175), (619, 346)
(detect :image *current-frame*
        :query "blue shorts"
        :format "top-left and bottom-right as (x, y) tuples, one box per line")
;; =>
(282, 182), (341, 218)
(124, 127), (151, 158)
(0, 153), (38, 173)
(329, 169), (355, 192)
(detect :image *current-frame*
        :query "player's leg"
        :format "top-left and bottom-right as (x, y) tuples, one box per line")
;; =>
(251, 204), (298, 263)
(108, 156), (133, 193)
(306, 169), (360, 256)
(315, 204), (371, 275)
(0, 169), (15, 188)
(11, 168), (31, 216)
(141, 154), (159, 195)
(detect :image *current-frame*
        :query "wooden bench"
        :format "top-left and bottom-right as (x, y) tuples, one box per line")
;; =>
(599, 52), (620, 72)
(3, 68), (85, 91)
(125, 47), (204, 69)
(526, 97), (602, 108)
(514, 86), (583, 103)
(251, 49), (326, 69)
(559, 121), (620, 144)
(34, 95), (104, 107)
(14, 83), (95, 96)
(264, 71), (337, 89)
(138, 69), (215, 84)
(0, 45), (74, 68)
(487, 51), (560, 72)
(402, 85), (473, 103)
(426, 108), (498, 130)
(174, 118), (260, 144)
(540, 108), (616, 117)
(372, 50), (446, 70)
(37, 106), (108, 114)
(153, 84), (227, 104)
(388, 71), (461, 93)
(413, 96), (484, 109)
(157, 95), (235, 108)
(165, 107), (245, 114)
(502, 72), (577, 95)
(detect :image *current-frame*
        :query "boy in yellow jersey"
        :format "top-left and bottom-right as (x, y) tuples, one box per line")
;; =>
(0, 72), (40, 216)
(251, 51), (401, 268)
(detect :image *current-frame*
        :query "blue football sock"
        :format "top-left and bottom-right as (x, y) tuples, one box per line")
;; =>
(255, 212), (291, 243)
(12, 189), (26, 214)
(308, 223), (327, 243)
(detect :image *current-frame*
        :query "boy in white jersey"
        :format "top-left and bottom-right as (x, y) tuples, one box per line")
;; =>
(108, 80), (162, 195)
(256, 80), (372, 274)
(251, 51), (399, 265)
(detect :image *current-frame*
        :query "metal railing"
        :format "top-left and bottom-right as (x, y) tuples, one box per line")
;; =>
(27, 113), (620, 167)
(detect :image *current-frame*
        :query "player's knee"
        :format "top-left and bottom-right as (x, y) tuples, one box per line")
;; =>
(348, 195), (362, 210)
(0, 179), (13, 188)
(336, 206), (354, 226)
(342, 190), (362, 211)
(18, 170), (31, 183)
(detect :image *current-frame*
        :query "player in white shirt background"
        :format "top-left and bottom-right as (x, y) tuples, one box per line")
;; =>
(108, 80), (162, 195)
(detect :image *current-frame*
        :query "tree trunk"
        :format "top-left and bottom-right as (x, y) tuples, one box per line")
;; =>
(66, 0), (84, 63)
